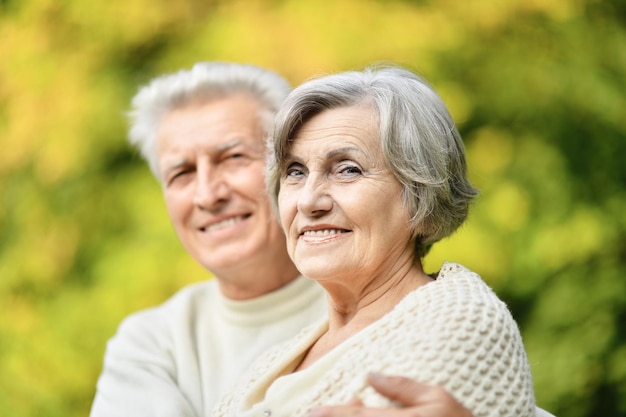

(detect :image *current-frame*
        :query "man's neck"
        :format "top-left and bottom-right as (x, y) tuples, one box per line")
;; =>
(215, 258), (300, 300)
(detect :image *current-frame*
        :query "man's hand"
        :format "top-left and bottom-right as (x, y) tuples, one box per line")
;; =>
(308, 373), (474, 417)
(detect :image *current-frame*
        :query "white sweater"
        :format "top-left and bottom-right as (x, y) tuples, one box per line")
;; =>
(214, 263), (536, 417)
(89, 275), (326, 417)
(90, 266), (554, 417)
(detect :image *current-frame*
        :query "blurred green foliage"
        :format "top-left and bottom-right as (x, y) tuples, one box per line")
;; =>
(0, 0), (624, 416)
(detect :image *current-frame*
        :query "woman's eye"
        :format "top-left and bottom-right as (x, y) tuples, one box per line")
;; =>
(338, 164), (362, 175)
(285, 164), (305, 178)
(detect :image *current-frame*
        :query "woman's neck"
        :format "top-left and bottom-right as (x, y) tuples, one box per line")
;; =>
(295, 262), (433, 371)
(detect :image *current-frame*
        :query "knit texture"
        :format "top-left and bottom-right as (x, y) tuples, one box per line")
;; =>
(214, 263), (535, 417)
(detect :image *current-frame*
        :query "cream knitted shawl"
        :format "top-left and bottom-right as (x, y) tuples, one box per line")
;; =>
(214, 263), (535, 417)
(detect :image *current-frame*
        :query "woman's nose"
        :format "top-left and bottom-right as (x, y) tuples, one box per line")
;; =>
(296, 176), (333, 217)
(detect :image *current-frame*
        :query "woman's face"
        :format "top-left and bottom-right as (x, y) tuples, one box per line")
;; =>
(278, 105), (414, 285)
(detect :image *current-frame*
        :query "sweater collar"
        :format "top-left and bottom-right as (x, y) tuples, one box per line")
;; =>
(217, 275), (324, 326)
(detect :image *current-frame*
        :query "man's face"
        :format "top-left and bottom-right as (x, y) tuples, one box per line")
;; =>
(155, 94), (286, 280)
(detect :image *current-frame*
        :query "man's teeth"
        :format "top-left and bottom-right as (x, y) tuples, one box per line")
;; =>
(303, 229), (344, 237)
(205, 216), (244, 232)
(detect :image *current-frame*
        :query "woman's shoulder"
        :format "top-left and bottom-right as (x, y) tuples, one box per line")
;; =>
(433, 261), (493, 290)
(392, 262), (521, 349)
(376, 263), (534, 416)
(420, 262), (510, 314)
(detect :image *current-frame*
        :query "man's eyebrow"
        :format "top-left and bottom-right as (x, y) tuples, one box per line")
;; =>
(163, 159), (190, 174)
(162, 139), (257, 173)
(215, 139), (244, 153)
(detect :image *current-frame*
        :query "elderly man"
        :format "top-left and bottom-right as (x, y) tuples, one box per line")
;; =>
(90, 62), (552, 417)
(90, 62), (326, 416)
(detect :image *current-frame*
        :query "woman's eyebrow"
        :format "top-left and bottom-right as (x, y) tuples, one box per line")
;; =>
(284, 146), (366, 163)
(326, 146), (365, 159)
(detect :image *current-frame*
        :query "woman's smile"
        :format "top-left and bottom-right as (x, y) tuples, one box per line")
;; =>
(278, 105), (413, 282)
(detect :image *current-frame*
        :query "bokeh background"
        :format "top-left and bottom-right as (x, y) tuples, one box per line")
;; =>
(1, 0), (625, 416)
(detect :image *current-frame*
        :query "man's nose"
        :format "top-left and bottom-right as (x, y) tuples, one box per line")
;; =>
(193, 165), (230, 210)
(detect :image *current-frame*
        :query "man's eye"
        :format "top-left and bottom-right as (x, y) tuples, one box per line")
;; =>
(168, 170), (190, 184)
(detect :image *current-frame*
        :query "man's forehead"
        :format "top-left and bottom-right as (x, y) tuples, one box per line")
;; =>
(158, 135), (264, 165)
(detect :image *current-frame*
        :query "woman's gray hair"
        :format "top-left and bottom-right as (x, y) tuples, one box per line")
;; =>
(128, 62), (291, 179)
(267, 65), (479, 257)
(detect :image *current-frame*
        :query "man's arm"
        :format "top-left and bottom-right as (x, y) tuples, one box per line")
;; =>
(90, 312), (197, 417)
(309, 373), (555, 417)
(308, 373), (473, 417)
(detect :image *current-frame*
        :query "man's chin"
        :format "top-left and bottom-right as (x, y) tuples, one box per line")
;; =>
(198, 249), (252, 273)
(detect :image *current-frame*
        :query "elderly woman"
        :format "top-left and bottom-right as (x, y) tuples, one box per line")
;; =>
(214, 65), (536, 417)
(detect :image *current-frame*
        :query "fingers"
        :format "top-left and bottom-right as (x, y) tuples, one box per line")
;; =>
(305, 375), (430, 417)
(306, 397), (364, 417)
(366, 372), (431, 406)
(348, 398), (365, 406)
(365, 373), (474, 417)
(306, 374), (475, 417)
(307, 405), (362, 417)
